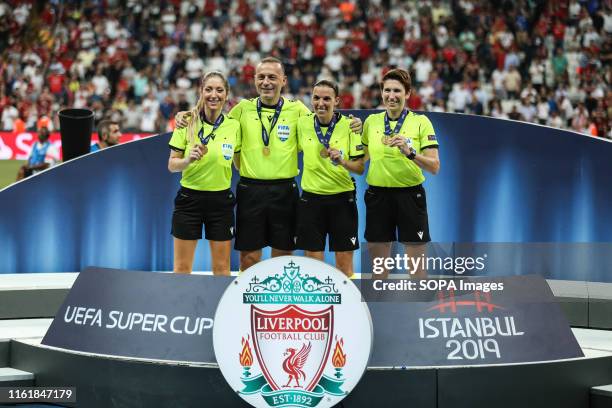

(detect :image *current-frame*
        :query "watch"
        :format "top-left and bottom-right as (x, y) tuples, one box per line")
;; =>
(405, 147), (417, 160)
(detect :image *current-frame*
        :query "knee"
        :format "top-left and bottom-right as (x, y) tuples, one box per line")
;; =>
(240, 252), (260, 271)
(212, 259), (230, 276)
(173, 261), (193, 274)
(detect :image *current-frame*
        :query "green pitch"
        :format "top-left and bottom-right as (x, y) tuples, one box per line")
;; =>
(0, 160), (24, 190)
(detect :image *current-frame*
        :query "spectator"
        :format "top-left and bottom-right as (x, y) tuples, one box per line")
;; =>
(91, 120), (122, 152)
(16, 127), (58, 180)
(0, 0), (608, 139)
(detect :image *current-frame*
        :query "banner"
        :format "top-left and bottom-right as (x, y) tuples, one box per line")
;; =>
(0, 131), (155, 160)
(42, 267), (231, 363)
(361, 275), (584, 367)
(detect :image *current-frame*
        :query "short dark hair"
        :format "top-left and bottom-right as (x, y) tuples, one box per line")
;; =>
(98, 120), (119, 141)
(381, 68), (412, 92)
(259, 56), (285, 75)
(313, 79), (339, 97)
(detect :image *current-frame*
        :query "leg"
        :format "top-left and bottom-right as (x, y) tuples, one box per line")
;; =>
(304, 251), (324, 261)
(209, 240), (231, 275)
(16, 165), (27, 181)
(335, 251), (354, 278)
(404, 243), (428, 278)
(271, 248), (293, 258)
(367, 242), (392, 278)
(240, 249), (262, 271)
(173, 238), (198, 274)
(234, 181), (267, 265)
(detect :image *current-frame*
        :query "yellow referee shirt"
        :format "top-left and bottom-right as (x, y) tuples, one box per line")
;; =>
(169, 115), (241, 191)
(362, 111), (438, 187)
(297, 113), (364, 194)
(228, 97), (310, 180)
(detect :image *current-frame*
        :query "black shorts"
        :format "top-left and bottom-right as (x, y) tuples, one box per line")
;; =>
(171, 187), (236, 241)
(296, 191), (359, 252)
(234, 177), (299, 251)
(364, 184), (431, 243)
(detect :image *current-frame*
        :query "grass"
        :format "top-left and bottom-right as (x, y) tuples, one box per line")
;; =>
(0, 160), (25, 190)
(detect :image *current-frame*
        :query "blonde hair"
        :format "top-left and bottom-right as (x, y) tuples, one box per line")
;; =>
(186, 71), (230, 144)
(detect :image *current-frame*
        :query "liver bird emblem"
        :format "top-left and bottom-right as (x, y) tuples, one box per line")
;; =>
(282, 342), (312, 388)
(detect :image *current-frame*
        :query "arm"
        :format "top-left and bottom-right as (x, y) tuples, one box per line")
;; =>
(233, 152), (241, 171)
(168, 146), (204, 173)
(174, 111), (192, 129)
(389, 136), (440, 174)
(342, 156), (365, 175)
(348, 114), (362, 134)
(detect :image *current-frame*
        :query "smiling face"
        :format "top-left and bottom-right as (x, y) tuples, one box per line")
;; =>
(201, 74), (228, 112)
(311, 85), (338, 123)
(255, 62), (286, 105)
(381, 79), (409, 114)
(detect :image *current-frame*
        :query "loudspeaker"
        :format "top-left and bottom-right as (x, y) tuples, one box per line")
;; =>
(58, 108), (94, 161)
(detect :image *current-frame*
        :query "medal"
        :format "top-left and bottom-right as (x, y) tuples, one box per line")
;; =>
(381, 134), (391, 145)
(314, 112), (340, 158)
(197, 112), (224, 152)
(257, 97), (284, 153)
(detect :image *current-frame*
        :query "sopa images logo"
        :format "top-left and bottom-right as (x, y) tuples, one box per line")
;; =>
(213, 256), (372, 408)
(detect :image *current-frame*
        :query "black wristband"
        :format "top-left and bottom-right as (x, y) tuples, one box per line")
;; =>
(405, 147), (417, 160)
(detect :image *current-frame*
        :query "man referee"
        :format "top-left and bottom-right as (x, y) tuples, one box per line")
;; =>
(229, 57), (310, 269)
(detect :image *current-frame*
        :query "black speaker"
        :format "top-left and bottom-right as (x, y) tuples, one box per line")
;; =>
(58, 108), (94, 161)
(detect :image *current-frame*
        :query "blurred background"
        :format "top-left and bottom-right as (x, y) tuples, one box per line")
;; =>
(0, 0), (610, 189)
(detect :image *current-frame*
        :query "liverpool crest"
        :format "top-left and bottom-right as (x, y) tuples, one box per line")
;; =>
(214, 257), (372, 408)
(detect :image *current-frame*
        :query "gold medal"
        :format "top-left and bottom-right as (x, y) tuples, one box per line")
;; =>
(381, 134), (391, 145)
(263, 146), (270, 156)
(202, 145), (208, 155)
(320, 148), (329, 158)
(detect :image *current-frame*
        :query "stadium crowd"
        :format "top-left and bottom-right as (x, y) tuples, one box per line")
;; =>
(0, 0), (610, 138)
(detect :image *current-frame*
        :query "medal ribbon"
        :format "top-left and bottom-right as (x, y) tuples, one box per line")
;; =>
(257, 97), (284, 147)
(197, 112), (224, 145)
(313, 112), (340, 150)
(384, 109), (408, 136)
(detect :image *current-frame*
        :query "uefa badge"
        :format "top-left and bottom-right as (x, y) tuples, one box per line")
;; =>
(213, 256), (373, 408)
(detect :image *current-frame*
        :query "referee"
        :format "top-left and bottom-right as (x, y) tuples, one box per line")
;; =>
(168, 71), (241, 275)
(362, 68), (440, 278)
(295, 80), (365, 277)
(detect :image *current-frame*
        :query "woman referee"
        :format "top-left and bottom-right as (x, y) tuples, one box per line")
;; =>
(296, 80), (365, 277)
(168, 71), (241, 275)
(362, 68), (440, 278)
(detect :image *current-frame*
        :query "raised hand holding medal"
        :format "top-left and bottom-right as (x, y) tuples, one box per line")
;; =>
(257, 97), (284, 157)
(314, 112), (339, 163)
(383, 109), (408, 148)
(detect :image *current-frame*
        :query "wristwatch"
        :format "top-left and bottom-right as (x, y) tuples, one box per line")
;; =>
(405, 147), (417, 160)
